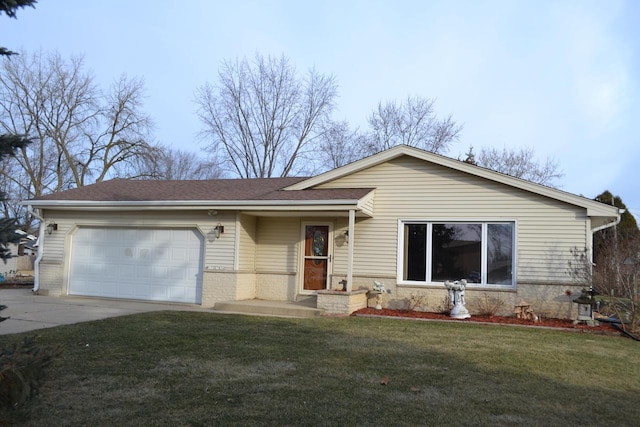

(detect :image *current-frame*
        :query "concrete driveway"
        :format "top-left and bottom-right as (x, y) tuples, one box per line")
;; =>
(0, 288), (210, 335)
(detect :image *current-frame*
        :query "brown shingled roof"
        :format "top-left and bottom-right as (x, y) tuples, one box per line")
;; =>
(29, 178), (373, 203)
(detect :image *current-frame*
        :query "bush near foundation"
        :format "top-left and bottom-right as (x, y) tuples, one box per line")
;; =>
(406, 293), (428, 311)
(471, 293), (506, 317)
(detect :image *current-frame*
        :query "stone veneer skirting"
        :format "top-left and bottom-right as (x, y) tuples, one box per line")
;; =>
(316, 289), (368, 315)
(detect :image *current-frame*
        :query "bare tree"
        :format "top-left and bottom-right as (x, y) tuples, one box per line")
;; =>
(195, 54), (338, 178)
(82, 75), (156, 184)
(0, 50), (156, 226)
(476, 146), (563, 187)
(146, 146), (223, 180)
(364, 96), (462, 156)
(569, 234), (640, 334)
(316, 120), (366, 171)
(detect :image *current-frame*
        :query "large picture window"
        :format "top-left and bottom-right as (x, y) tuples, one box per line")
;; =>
(400, 221), (515, 287)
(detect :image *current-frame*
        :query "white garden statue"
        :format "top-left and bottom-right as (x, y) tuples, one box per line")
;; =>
(372, 281), (390, 310)
(444, 280), (471, 319)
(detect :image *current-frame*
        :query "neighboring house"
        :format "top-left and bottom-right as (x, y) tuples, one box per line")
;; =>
(23, 145), (620, 317)
(0, 232), (37, 275)
(14, 230), (38, 257)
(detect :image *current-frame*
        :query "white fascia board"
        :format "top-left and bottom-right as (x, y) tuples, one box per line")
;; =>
(585, 205), (622, 217)
(22, 199), (364, 211)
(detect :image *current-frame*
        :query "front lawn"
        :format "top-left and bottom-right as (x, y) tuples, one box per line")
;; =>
(1, 312), (639, 426)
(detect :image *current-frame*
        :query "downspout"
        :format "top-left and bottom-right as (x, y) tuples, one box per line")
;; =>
(27, 205), (45, 293)
(592, 209), (624, 234)
(589, 209), (624, 264)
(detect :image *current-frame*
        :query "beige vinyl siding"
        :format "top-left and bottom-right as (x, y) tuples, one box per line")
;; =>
(358, 191), (375, 216)
(42, 209), (238, 271)
(39, 210), (68, 265)
(317, 156), (587, 285)
(237, 214), (257, 271)
(198, 212), (236, 270)
(331, 218), (351, 275)
(255, 217), (300, 272)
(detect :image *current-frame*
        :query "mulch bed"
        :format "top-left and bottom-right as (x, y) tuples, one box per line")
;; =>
(0, 283), (33, 289)
(0, 277), (34, 288)
(353, 308), (622, 336)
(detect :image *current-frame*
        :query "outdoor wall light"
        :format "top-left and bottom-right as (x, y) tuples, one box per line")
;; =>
(46, 222), (58, 235)
(335, 230), (349, 246)
(213, 223), (225, 239)
(207, 223), (224, 242)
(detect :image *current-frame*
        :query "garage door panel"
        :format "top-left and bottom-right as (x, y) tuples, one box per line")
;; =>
(117, 284), (135, 298)
(155, 247), (168, 259)
(131, 284), (149, 298)
(69, 227), (203, 304)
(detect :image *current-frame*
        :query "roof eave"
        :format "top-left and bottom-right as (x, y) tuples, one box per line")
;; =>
(22, 199), (368, 213)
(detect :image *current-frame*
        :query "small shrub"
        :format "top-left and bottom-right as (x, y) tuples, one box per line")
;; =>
(406, 294), (427, 311)
(434, 295), (451, 314)
(0, 337), (60, 409)
(471, 293), (505, 317)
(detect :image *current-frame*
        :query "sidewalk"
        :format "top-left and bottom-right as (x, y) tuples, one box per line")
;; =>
(0, 288), (209, 335)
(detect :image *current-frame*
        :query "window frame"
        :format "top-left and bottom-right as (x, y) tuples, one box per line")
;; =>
(396, 219), (517, 289)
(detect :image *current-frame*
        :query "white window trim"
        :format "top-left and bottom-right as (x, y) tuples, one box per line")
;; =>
(396, 219), (518, 289)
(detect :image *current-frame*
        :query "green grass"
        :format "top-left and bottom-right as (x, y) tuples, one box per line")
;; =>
(1, 312), (639, 426)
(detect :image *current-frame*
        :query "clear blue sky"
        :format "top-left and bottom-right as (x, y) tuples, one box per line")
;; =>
(3, 0), (639, 219)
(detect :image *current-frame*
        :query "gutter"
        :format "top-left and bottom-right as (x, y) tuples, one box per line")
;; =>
(20, 200), (370, 217)
(27, 205), (45, 293)
(22, 198), (364, 209)
(592, 208), (624, 233)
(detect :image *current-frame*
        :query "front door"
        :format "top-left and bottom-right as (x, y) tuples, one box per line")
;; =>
(302, 224), (331, 291)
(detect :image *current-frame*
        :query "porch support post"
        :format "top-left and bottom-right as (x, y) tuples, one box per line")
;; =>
(346, 209), (355, 292)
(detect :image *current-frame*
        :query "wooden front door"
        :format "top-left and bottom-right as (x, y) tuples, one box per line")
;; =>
(302, 225), (331, 291)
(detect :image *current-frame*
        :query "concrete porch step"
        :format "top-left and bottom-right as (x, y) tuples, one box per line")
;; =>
(213, 299), (323, 318)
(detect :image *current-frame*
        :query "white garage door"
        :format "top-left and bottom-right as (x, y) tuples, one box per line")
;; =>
(69, 227), (203, 304)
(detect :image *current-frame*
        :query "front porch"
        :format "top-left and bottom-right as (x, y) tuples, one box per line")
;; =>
(212, 289), (369, 317)
(213, 298), (323, 318)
